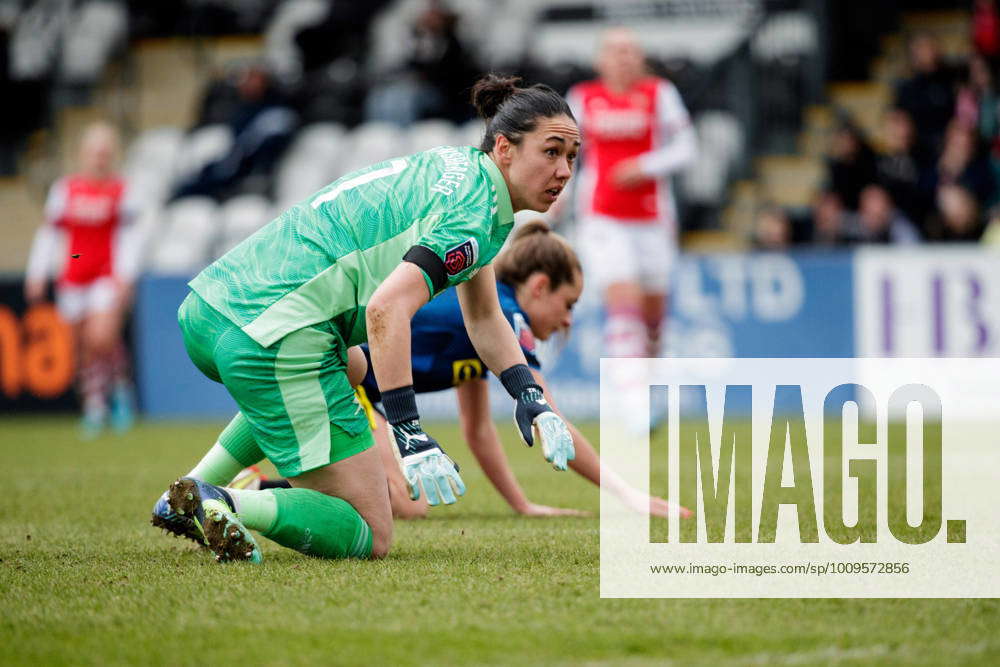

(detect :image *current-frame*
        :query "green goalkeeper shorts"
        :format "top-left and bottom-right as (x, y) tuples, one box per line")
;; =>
(178, 291), (373, 478)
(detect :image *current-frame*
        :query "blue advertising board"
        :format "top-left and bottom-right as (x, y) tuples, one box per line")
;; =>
(537, 251), (855, 417)
(136, 248), (1000, 419)
(133, 276), (237, 418)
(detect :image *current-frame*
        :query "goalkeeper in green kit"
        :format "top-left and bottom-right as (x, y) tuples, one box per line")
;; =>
(151, 74), (581, 563)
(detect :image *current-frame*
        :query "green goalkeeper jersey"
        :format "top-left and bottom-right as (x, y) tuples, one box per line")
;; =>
(188, 145), (515, 348)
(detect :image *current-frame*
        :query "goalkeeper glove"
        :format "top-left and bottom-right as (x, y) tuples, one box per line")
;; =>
(382, 386), (465, 506)
(499, 364), (575, 471)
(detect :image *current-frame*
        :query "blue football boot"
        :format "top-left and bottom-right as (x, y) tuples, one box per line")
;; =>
(166, 477), (263, 564)
(110, 382), (135, 433)
(150, 489), (203, 545)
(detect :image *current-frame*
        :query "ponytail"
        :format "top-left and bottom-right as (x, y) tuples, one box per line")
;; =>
(494, 220), (581, 290)
(470, 74), (575, 153)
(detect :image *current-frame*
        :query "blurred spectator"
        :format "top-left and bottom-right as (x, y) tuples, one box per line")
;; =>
(845, 184), (921, 244)
(826, 121), (877, 210)
(294, 1), (391, 74)
(895, 33), (958, 158)
(927, 184), (985, 241)
(809, 190), (850, 246)
(876, 108), (930, 226)
(364, 1), (479, 126)
(981, 203), (1000, 244)
(752, 205), (792, 251)
(973, 0), (1000, 61)
(174, 63), (298, 200)
(954, 53), (999, 144)
(924, 121), (996, 211)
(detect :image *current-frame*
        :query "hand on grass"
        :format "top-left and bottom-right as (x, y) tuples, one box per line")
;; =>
(516, 502), (591, 518)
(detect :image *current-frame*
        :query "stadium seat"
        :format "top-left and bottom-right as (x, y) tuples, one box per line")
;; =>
(8, 1), (72, 80)
(368, 0), (498, 72)
(172, 124), (235, 184)
(264, 0), (330, 78)
(126, 127), (185, 171)
(682, 112), (745, 204)
(339, 122), (404, 173)
(275, 154), (334, 210)
(124, 128), (185, 206)
(407, 120), (456, 153)
(286, 122), (347, 163)
(59, 0), (128, 85)
(455, 119), (485, 149)
(149, 197), (219, 275)
(216, 194), (273, 256)
(275, 123), (347, 207)
(698, 112), (745, 164)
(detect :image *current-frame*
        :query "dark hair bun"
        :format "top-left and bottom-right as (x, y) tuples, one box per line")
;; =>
(471, 74), (522, 120)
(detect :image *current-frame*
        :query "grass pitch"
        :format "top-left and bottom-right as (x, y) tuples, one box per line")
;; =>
(1, 416), (998, 666)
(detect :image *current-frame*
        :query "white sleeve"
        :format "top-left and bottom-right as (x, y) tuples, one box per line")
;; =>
(113, 183), (145, 282)
(637, 80), (697, 177)
(25, 180), (67, 280)
(566, 85), (584, 128)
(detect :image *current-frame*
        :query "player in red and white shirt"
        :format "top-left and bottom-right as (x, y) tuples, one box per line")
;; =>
(567, 27), (696, 360)
(25, 122), (142, 436)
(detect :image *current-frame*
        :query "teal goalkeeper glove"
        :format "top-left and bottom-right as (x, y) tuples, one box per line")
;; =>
(392, 419), (465, 505)
(381, 386), (465, 506)
(499, 365), (575, 471)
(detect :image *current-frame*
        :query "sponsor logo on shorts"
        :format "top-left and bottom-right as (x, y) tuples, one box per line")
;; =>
(452, 359), (483, 385)
(444, 238), (478, 275)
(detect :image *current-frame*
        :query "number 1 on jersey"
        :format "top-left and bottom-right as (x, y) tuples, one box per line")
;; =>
(311, 159), (409, 209)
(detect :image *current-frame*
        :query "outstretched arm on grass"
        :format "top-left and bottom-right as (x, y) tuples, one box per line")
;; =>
(530, 370), (691, 519)
(455, 379), (587, 517)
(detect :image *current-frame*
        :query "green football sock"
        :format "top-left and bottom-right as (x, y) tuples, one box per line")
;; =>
(216, 412), (266, 466)
(260, 487), (372, 559)
(226, 488), (278, 532)
(186, 413), (265, 485)
(186, 444), (245, 486)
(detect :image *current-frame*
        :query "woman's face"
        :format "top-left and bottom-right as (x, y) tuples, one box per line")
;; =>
(498, 115), (579, 212)
(79, 127), (118, 177)
(597, 29), (646, 87)
(518, 270), (583, 341)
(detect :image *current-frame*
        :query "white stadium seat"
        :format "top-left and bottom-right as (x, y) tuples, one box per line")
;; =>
(681, 112), (745, 204)
(455, 119), (486, 149)
(264, 0), (329, 78)
(274, 122), (348, 204)
(172, 125), (234, 183)
(149, 197), (219, 276)
(9, 0), (72, 80)
(407, 120), (456, 153)
(216, 194), (273, 256)
(59, 0), (128, 84)
(282, 122), (346, 170)
(339, 121), (404, 173)
(124, 127), (186, 206)
(126, 127), (185, 173)
(275, 157), (333, 210)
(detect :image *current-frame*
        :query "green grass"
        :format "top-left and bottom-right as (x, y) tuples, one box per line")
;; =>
(1, 416), (997, 666)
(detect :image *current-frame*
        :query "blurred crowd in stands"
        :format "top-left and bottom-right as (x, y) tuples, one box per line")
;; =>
(755, 2), (1000, 249)
(6, 0), (1000, 251)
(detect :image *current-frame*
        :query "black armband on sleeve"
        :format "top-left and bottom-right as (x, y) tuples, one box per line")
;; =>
(403, 245), (446, 294)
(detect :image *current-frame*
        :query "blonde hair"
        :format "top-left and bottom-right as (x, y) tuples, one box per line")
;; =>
(494, 220), (582, 290)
